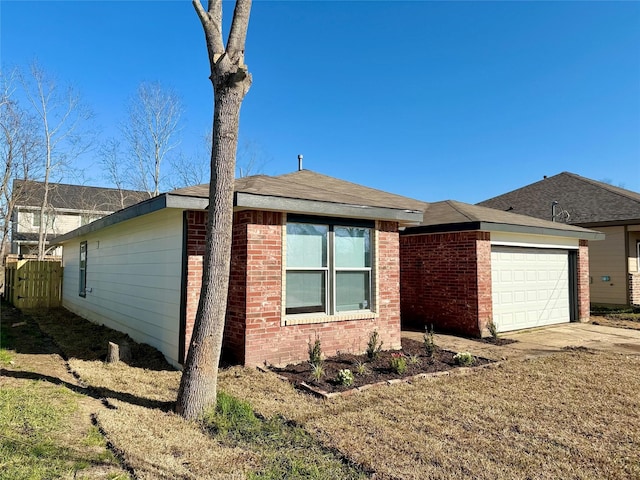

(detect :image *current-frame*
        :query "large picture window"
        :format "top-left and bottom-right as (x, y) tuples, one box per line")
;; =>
(286, 216), (373, 316)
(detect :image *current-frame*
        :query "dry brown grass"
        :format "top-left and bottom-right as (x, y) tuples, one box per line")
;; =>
(592, 314), (640, 331)
(96, 399), (254, 479)
(9, 305), (640, 479)
(221, 352), (640, 480)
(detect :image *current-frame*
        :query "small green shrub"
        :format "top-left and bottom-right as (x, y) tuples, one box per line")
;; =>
(308, 336), (322, 367)
(423, 325), (436, 358)
(354, 360), (370, 376)
(390, 353), (407, 374)
(366, 330), (383, 360)
(336, 369), (354, 387)
(310, 362), (324, 382)
(407, 353), (421, 366)
(487, 319), (499, 340)
(453, 351), (474, 367)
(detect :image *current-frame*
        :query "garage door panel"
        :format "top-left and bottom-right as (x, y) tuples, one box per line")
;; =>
(491, 247), (570, 332)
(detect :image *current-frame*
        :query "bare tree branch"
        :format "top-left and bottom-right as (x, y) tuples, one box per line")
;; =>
(227, 0), (252, 60)
(193, 0), (225, 67)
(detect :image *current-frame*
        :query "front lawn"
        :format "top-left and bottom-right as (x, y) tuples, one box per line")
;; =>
(4, 305), (640, 479)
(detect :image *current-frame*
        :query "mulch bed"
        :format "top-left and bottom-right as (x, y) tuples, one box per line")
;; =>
(272, 338), (494, 395)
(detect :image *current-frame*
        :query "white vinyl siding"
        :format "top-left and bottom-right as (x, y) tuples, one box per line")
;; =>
(491, 246), (570, 332)
(588, 226), (626, 305)
(60, 209), (183, 368)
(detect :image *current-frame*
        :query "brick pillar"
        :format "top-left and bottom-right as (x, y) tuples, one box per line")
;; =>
(183, 211), (207, 361)
(476, 232), (493, 335)
(577, 240), (590, 321)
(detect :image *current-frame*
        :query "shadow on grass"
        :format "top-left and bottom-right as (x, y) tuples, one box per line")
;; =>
(1, 302), (174, 371)
(0, 367), (175, 412)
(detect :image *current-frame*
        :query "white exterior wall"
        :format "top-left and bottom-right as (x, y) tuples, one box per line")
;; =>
(60, 209), (184, 368)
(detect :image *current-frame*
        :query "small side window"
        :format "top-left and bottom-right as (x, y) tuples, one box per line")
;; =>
(79, 241), (87, 297)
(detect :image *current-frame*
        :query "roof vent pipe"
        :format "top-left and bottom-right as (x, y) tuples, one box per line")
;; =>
(298, 154), (303, 171)
(552, 200), (558, 222)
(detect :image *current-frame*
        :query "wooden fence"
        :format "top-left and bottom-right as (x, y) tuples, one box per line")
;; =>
(4, 260), (63, 309)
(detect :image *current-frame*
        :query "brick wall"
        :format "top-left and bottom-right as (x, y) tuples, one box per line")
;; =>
(400, 231), (491, 337)
(578, 240), (591, 321)
(183, 210), (207, 360)
(184, 211), (402, 367)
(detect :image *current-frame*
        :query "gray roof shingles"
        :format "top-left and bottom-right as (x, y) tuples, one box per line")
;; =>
(477, 172), (640, 225)
(172, 169), (428, 212)
(406, 199), (600, 239)
(13, 180), (149, 212)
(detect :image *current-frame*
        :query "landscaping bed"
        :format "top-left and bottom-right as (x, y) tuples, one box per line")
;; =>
(272, 337), (493, 395)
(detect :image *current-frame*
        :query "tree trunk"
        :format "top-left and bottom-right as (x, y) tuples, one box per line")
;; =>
(176, 0), (252, 421)
(176, 73), (250, 421)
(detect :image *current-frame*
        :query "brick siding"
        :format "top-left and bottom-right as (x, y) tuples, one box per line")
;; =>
(400, 231), (491, 337)
(184, 211), (402, 367)
(578, 240), (591, 321)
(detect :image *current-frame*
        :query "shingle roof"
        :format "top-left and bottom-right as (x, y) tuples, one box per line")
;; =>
(404, 200), (602, 240)
(13, 180), (149, 212)
(171, 169), (427, 212)
(477, 172), (640, 226)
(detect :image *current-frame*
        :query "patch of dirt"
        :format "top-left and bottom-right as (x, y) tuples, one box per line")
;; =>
(473, 337), (518, 346)
(273, 338), (493, 394)
(591, 315), (640, 331)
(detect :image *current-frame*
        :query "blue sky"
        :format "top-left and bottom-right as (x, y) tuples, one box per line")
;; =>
(2, 0), (639, 203)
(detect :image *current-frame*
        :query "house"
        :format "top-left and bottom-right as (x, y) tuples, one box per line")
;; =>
(10, 180), (148, 257)
(400, 200), (603, 337)
(478, 172), (640, 307)
(52, 170), (426, 368)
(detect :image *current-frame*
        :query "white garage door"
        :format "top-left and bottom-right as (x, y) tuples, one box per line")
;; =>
(491, 246), (570, 332)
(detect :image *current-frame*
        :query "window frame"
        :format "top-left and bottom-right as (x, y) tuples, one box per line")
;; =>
(79, 241), (87, 297)
(285, 214), (375, 320)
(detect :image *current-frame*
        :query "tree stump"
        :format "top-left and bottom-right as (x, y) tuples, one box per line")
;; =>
(107, 341), (131, 363)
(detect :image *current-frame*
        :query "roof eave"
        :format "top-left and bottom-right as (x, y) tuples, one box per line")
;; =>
(401, 221), (604, 241)
(575, 218), (640, 228)
(234, 192), (424, 225)
(52, 195), (170, 244)
(479, 222), (605, 241)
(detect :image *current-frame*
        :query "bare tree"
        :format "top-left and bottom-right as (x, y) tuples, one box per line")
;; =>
(20, 63), (93, 259)
(236, 138), (269, 178)
(169, 131), (211, 189)
(99, 138), (130, 209)
(0, 69), (40, 261)
(122, 82), (183, 197)
(176, 0), (252, 420)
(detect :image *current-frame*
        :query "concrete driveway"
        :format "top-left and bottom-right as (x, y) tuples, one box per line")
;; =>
(403, 322), (640, 361)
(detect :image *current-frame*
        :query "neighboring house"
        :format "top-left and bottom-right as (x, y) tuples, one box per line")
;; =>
(478, 172), (640, 307)
(52, 170), (426, 368)
(10, 180), (148, 257)
(400, 200), (603, 337)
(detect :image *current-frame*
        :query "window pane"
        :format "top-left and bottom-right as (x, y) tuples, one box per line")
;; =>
(335, 227), (371, 268)
(336, 271), (370, 312)
(286, 271), (326, 314)
(287, 224), (327, 268)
